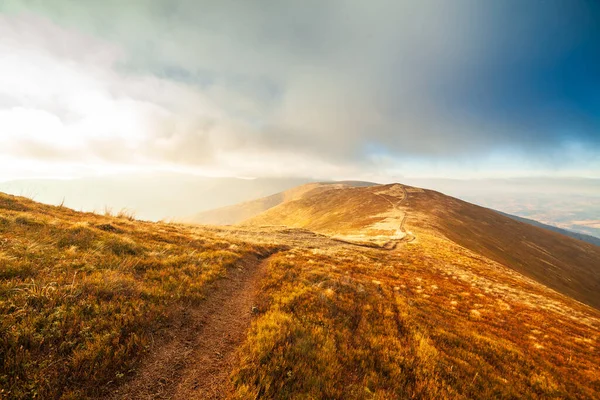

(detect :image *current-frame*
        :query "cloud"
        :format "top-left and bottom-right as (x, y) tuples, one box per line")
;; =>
(0, 14), (238, 169)
(0, 1), (599, 179)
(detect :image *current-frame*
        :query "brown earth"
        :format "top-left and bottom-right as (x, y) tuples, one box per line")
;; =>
(107, 254), (273, 400)
(406, 188), (600, 309)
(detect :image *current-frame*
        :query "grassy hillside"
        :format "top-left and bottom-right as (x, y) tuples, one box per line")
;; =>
(2, 187), (600, 399)
(243, 185), (392, 233)
(498, 211), (600, 247)
(191, 181), (375, 225)
(241, 183), (600, 310)
(210, 227), (600, 399)
(0, 193), (273, 399)
(406, 189), (600, 309)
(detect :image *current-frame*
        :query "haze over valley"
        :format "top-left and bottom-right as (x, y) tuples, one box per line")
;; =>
(2, 175), (598, 240)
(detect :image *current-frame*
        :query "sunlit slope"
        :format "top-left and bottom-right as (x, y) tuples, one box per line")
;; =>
(0, 192), (273, 399)
(499, 211), (600, 247)
(242, 183), (600, 309)
(213, 226), (600, 399)
(406, 189), (600, 310)
(242, 184), (408, 236)
(190, 181), (375, 225)
(2, 190), (600, 399)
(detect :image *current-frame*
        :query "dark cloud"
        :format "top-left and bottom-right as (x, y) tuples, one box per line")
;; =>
(0, 0), (599, 177)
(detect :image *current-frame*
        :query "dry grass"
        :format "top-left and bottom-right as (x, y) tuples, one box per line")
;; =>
(0, 193), (273, 399)
(230, 230), (600, 399)
(242, 185), (394, 235)
(407, 188), (600, 309)
(240, 183), (600, 309)
(2, 187), (600, 399)
(191, 182), (374, 225)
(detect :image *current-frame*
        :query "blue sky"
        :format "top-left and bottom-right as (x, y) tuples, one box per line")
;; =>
(0, 0), (598, 180)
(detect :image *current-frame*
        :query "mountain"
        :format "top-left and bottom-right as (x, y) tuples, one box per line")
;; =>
(401, 177), (600, 239)
(238, 183), (600, 309)
(242, 183), (409, 234)
(498, 211), (600, 247)
(189, 180), (376, 225)
(2, 187), (600, 399)
(405, 187), (600, 310)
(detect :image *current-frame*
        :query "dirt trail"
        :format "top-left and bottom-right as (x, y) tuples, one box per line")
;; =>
(107, 255), (273, 400)
(334, 186), (416, 251)
(373, 186), (415, 247)
(398, 186), (416, 243)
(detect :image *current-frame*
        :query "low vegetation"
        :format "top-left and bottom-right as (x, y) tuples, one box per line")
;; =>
(0, 193), (272, 399)
(238, 183), (600, 309)
(2, 187), (600, 399)
(407, 188), (600, 309)
(231, 230), (600, 399)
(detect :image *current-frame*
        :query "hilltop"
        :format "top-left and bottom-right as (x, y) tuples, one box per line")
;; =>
(227, 183), (600, 309)
(189, 181), (375, 225)
(1, 185), (600, 399)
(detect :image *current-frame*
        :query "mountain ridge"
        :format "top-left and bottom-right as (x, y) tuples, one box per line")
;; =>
(199, 182), (600, 309)
(189, 180), (376, 225)
(2, 188), (600, 398)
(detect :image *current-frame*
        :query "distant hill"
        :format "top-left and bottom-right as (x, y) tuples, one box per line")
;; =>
(401, 177), (600, 239)
(238, 183), (600, 309)
(189, 180), (376, 225)
(497, 211), (600, 247)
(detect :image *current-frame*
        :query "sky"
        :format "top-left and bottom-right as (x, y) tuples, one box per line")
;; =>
(1, 0), (599, 181)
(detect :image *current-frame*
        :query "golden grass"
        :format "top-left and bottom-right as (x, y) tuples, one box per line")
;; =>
(239, 183), (600, 311)
(0, 193), (273, 399)
(2, 189), (600, 399)
(407, 188), (600, 309)
(231, 230), (600, 399)
(242, 185), (394, 235)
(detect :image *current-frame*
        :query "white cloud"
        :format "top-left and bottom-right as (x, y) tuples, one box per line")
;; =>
(0, 14), (241, 176)
(0, 3), (598, 180)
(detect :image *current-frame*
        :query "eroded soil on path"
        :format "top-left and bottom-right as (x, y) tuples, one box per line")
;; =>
(107, 255), (272, 400)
